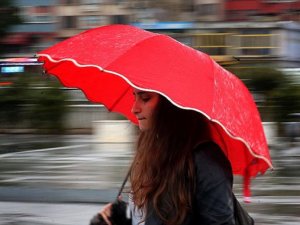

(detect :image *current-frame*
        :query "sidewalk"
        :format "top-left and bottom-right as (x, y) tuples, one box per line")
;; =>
(0, 186), (119, 204)
(0, 201), (102, 225)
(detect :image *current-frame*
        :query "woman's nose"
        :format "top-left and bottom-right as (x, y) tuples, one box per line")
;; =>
(131, 101), (141, 114)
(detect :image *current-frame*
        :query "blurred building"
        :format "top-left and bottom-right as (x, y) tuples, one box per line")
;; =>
(134, 21), (300, 68)
(225, 0), (300, 21)
(193, 0), (225, 22)
(53, 0), (300, 68)
(129, 0), (300, 23)
(1, 0), (58, 57)
(128, 0), (193, 22)
(1, 0), (300, 67)
(56, 0), (132, 40)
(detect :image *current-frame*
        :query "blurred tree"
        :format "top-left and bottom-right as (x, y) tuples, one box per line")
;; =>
(0, 0), (22, 37)
(230, 67), (288, 95)
(0, 73), (69, 133)
(28, 81), (69, 133)
(0, 76), (30, 127)
(228, 67), (293, 122)
(273, 84), (300, 122)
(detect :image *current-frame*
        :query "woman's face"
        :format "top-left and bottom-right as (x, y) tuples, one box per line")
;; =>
(131, 89), (160, 131)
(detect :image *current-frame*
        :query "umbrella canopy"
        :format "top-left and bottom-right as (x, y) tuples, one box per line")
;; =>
(37, 24), (273, 198)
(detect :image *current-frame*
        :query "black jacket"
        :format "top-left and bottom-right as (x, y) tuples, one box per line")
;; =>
(145, 142), (235, 225)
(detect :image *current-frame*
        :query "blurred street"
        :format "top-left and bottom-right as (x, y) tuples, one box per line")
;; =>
(0, 134), (299, 224)
(0, 134), (133, 225)
(1, 0), (300, 225)
(0, 201), (102, 225)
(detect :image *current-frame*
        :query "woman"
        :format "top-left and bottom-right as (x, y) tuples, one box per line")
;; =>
(98, 89), (235, 225)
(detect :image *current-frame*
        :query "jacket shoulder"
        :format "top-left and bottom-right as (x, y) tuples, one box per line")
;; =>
(193, 141), (233, 190)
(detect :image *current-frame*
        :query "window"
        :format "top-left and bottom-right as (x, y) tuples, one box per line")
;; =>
(112, 15), (128, 24)
(235, 32), (278, 56)
(64, 0), (78, 4)
(20, 6), (55, 23)
(196, 4), (218, 16)
(191, 33), (230, 55)
(81, 0), (104, 4)
(62, 16), (77, 28)
(79, 16), (107, 29)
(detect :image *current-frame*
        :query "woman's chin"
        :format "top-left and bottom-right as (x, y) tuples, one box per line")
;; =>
(138, 123), (149, 132)
(139, 126), (146, 132)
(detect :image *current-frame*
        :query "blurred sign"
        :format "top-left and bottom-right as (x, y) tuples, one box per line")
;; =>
(0, 57), (41, 66)
(0, 82), (13, 86)
(132, 22), (195, 30)
(1, 66), (24, 73)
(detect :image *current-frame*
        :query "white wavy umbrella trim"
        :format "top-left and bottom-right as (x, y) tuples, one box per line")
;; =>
(37, 54), (274, 170)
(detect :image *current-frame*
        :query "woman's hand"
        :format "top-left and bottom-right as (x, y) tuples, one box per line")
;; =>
(99, 203), (113, 225)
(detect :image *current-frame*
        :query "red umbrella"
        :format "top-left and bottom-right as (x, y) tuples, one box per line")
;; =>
(37, 24), (273, 200)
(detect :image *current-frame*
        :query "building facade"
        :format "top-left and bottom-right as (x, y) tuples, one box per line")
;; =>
(56, 0), (132, 39)
(1, 0), (300, 67)
(225, 0), (300, 21)
(1, 0), (58, 57)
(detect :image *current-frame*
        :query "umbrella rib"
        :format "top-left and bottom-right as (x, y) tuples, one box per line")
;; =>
(108, 86), (131, 111)
(41, 58), (63, 74)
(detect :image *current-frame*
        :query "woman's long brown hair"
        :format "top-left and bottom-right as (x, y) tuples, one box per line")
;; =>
(130, 96), (210, 225)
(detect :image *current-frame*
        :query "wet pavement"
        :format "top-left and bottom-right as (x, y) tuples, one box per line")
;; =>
(0, 134), (133, 191)
(0, 134), (299, 225)
(0, 201), (102, 225)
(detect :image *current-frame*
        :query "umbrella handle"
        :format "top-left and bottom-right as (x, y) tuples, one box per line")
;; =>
(243, 170), (251, 203)
(116, 168), (131, 200)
